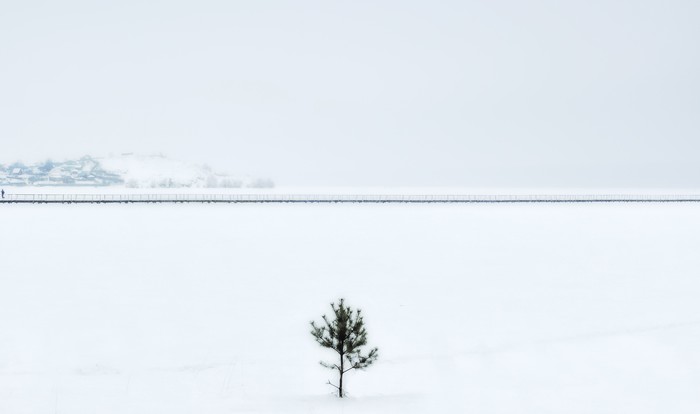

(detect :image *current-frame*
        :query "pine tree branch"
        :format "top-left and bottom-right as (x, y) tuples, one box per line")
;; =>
(320, 361), (341, 371)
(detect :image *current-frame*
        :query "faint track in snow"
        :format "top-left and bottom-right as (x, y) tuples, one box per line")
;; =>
(382, 318), (700, 364)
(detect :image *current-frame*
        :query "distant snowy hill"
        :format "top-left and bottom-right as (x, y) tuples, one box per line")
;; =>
(0, 154), (274, 188)
(97, 154), (273, 188)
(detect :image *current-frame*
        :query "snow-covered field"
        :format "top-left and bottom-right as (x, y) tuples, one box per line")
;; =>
(1, 202), (700, 413)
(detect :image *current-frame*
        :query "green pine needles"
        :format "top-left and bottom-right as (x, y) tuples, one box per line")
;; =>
(310, 298), (379, 398)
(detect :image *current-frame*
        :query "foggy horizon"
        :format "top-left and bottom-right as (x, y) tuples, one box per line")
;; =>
(2, 0), (698, 187)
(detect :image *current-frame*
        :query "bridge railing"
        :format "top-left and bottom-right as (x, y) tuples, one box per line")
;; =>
(3, 193), (700, 203)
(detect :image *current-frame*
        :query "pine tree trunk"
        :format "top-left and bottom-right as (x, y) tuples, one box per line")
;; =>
(339, 355), (344, 398)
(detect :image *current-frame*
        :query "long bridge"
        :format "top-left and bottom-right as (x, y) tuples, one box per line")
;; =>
(1, 193), (700, 203)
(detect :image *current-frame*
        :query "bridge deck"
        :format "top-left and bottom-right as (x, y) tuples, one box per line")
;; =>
(1, 194), (700, 203)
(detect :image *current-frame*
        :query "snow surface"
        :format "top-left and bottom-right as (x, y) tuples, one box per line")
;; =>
(1, 202), (700, 413)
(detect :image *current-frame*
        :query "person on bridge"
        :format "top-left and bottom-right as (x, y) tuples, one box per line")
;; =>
(1, 189), (4, 199)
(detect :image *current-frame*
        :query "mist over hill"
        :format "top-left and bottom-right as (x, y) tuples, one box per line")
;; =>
(0, 154), (274, 188)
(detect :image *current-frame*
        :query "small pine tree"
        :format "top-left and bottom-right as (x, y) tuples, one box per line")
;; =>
(310, 298), (379, 398)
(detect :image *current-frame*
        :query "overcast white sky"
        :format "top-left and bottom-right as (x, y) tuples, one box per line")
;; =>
(0, 0), (698, 186)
